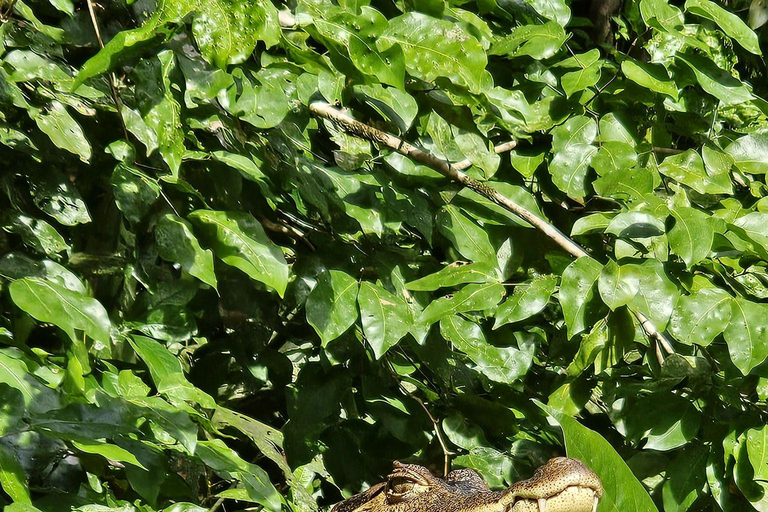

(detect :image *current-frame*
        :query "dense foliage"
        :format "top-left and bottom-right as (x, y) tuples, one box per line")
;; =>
(3, 0), (768, 510)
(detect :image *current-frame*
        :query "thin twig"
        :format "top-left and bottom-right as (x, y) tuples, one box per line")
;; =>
(309, 101), (676, 355)
(453, 140), (518, 171)
(412, 396), (452, 477)
(85, 0), (129, 142)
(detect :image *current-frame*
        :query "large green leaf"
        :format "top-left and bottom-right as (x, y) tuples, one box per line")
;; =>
(129, 335), (216, 407)
(189, 210), (289, 297)
(0, 444), (30, 504)
(32, 102), (91, 162)
(686, 0), (761, 55)
(379, 12), (489, 93)
(675, 51), (753, 105)
(658, 150), (732, 194)
(306, 270), (359, 345)
(134, 50), (184, 175)
(490, 21), (567, 60)
(538, 402), (660, 512)
(559, 257), (605, 338)
(357, 281), (412, 358)
(668, 207), (714, 267)
(621, 59), (678, 99)
(156, 214), (218, 289)
(9, 277), (110, 344)
(440, 315), (534, 384)
(723, 297), (768, 374)
(419, 282), (505, 327)
(191, 0), (280, 68)
(493, 275), (557, 328)
(436, 205), (497, 266)
(668, 288), (732, 346)
(726, 134), (768, 174)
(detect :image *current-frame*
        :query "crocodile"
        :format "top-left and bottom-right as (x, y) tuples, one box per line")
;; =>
(331, 457), (602, 512)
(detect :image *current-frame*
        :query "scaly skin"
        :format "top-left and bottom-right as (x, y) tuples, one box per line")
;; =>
(331, 458), (602, 512)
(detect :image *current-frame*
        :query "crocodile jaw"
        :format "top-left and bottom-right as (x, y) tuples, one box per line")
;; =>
(504, 486), (599, 512)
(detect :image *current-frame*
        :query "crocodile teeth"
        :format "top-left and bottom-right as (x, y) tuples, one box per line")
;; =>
(592, 496), (599, 512)
(537, 498), (547, 512)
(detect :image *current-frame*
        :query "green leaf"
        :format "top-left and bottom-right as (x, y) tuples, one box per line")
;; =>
(419, 282), (505, 326)
(9, 277), (110, 344)
(686, 0), (761, 55)
(128, 335), (216, 408)
(0, 385), (25, 437)
(659, 150), (732, 194)
(0, 350), (60, 413)
(358, 282), (412, 358)
(29, 172), (91, 226)
(111, 164), (161, 224)
(440, 315), (534, 383)
(549, 116), (597, 200)
(490, 21), (567, 60)
(621, 59), (678, 99)
(668, 288), (732, 346)
(668, 207), (714, 267)
(379, 12), (488, 93)
(352, 84), (417, 132)
(590, 141), (638, 177)
(675, 51), (754, 106)
(192, 0), (280, 68)
(304, 6), (405, 89)
(662, 445), (708, 512)
(72, 440), (148, 470)
(189, 210), (289, 297)
(33, 102), (91, 163)
(537, 402), (660, 512)
(561, 61), (602, 98)
(723, 297), (768, 374)
(454, 183), (547, 229)
(559, 257), (606, 338)
(605, 212), (665, 239)
(406, 262), (498, 291)
(493, 275), (557, 328)
(306, 270), (359, 345)
(156, 214), (217, 289)
(2, 214), (69, 256)
(0, 444), (30, 503)
(725, 134), (768, 174)
(599, 260), (679, 328)
(134, 50), (184, 175)
(731, 212), (768, 259)
(436, 205), (497, 266)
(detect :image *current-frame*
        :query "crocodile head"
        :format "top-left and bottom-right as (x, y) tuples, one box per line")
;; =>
(331, 457), (602, 512)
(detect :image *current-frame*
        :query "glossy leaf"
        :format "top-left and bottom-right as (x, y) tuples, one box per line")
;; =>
(538, 403), (660, 512)
(668, 288), (732, 346)
(440, 315), (534, 384)
(493, 275), (557, 328)
(559, 258), (606, 338)
(189, 210), (289, 297)
(358, 282), (412, 358)
(9, 277), (110, 344)
(156, 214), (217, 289)
(306, 270), (359, 344)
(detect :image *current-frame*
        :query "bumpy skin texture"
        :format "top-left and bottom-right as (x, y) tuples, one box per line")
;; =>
(331, 458), (602, 512)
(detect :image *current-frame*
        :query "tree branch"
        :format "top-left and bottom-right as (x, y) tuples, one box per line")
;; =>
(309, 101), (676, 354)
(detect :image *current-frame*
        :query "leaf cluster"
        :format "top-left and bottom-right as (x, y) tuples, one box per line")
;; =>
(1, 0), (768, 511)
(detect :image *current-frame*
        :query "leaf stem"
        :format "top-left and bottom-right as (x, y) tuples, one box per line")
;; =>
(85, 0), (129, 142)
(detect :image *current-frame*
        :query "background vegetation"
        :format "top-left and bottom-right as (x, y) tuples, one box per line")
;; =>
(2, 0), (768, 510)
